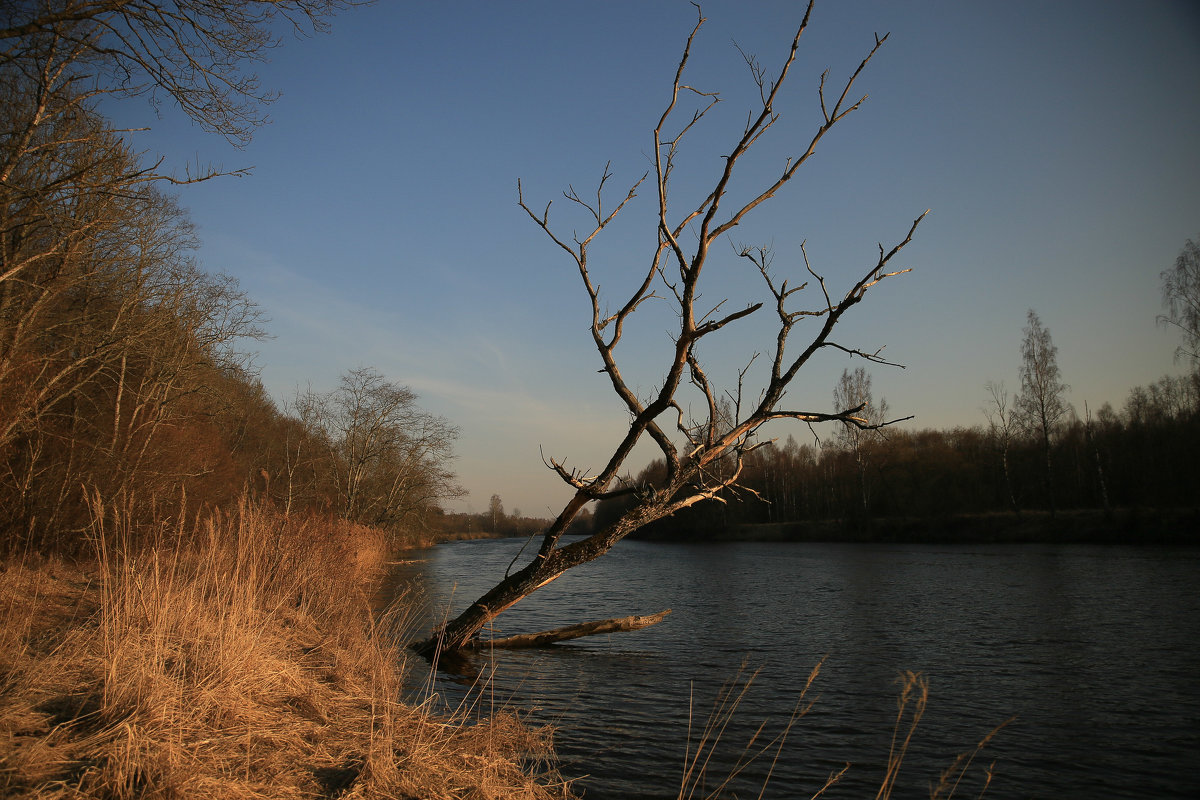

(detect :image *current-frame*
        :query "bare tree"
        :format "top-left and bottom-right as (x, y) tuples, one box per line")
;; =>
(1082, 401), (1111, 520)
(983, 380), (1020, 515)
(0, 0), (356, 146)
(1016, 309), (1070, 517)
(414, 2), (924, 659)
(1159, 236), (1200, 369)
(274, 402), (322, 516)
(488, 494), (504, 533)
(832, 366), (888, 514)
(1, 0), (356, 290)
(298, 367), (462, 534)
(0, 162), (265, 546)
(1, 1), (365, 549)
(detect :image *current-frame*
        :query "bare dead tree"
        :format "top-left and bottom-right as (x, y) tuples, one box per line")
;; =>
(413, 1), (926, 659)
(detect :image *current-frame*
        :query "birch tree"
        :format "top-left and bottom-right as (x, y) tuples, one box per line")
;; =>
(832, 366), (888, 515)
(1016, 310), (1070, 516)
(1160, 237), (1200, 369)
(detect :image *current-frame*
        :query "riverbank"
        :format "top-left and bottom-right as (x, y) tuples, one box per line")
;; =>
(634, 507), (1200, 546)
(0, 503), (572, 799)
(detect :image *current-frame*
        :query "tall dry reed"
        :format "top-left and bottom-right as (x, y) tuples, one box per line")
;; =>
(678, 664), (1006, 800)
(0, 497), (572, 799)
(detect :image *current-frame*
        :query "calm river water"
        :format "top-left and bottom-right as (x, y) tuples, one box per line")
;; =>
(383, 538), (1200, 799)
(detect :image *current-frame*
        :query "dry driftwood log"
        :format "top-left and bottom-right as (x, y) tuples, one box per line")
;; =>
(471, 609), (672, 650)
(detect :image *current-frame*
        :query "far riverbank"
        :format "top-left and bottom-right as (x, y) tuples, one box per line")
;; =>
(629, 507), (1199, 546)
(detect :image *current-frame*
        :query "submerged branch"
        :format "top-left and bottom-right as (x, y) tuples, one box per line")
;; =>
(474, 609), (673, 650)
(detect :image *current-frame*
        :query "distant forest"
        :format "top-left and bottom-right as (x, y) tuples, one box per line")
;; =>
(590, 370), (1200, 539)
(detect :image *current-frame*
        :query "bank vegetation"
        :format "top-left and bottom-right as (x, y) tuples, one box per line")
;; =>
(1, 2), (566, 796)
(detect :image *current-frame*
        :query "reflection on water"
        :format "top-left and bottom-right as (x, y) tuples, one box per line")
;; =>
(382, 539), (1200, 799)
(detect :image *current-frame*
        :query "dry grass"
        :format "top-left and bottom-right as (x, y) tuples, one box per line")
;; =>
(0, 499), (573, 800)
(678, 665), (1006, 800)
(679, 659), (841, 800)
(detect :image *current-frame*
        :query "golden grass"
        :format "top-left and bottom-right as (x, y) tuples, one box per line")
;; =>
(0, 499), (572, 800)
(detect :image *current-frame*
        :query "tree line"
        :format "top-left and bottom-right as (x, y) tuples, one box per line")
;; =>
(428, 494), (591, 543)
(0, 0), (460, 554)
(591, 297), (1200, 538)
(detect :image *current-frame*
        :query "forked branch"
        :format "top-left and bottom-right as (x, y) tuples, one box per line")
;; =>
(413, 0), (927, 661)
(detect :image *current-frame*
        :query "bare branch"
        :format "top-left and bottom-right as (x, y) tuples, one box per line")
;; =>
(825, 342), (907, 368)
(414, 1), (927, 659)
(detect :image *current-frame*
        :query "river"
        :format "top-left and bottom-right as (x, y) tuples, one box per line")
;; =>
(382, 538), (1200, 799)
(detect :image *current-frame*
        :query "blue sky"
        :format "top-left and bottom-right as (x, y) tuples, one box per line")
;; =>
(113, 1), (1200, 516)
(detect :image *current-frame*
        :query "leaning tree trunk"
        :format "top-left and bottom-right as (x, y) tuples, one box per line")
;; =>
(411, 496), (664, 658)
(409, 1), (923, 664)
